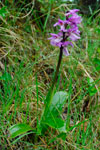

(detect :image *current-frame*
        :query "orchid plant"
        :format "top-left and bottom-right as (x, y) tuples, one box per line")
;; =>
(9, 9), (82, 139)
(39, 9), (82, 133)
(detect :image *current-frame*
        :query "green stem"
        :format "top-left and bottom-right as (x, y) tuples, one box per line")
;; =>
(45, 46), (63, 112)
(51, 46), (63, 90)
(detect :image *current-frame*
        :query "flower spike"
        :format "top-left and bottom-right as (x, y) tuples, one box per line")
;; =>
(48, 9), (82, 56)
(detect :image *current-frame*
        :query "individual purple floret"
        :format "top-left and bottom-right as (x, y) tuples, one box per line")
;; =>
(48, 9), (82, 56)
(54, 19), (68, 32)
(48, 33), (63, 47)
(65, 9), (80, 17)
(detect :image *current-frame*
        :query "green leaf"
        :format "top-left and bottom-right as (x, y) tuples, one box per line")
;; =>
(49, 91), (68, 112)
(41, 91), (68, 132)
(93, 58), (100, 71)
(0, 7), (8, 18)
(57, 132), (66, 141)
(87, 77), (97, 96)
(11, 131), (34, 145)
(96, 66), (100, 71)
(94, 58), (100, 65)
(89, 87), (97, 96)
(43, 117), (65, 129)
(9, 123), (33, 138)
(95, 27), (100, 34)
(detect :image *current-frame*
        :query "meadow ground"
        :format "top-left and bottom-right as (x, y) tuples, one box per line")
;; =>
(0, 1), (100, 150)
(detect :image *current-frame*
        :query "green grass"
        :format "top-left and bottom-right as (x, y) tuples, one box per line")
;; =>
(0, 0), (100, 149)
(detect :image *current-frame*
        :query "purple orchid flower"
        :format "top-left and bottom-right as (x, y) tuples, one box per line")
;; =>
(54, 19), (68, 32)
(65, 9), (80, 17)
(62, 41), (73, 56)
(48, 33), (63, 47)
(48, 9), (81, 56)
(68, 14), (82, 24)
(63, 47), (70, 56)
